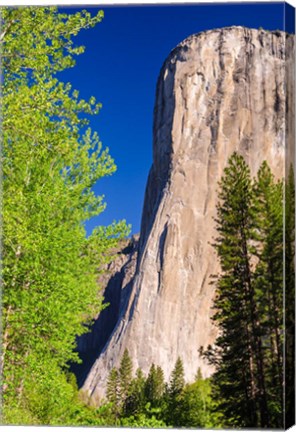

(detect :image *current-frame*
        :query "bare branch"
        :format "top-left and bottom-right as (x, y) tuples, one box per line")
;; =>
(0, 20), (14, 43)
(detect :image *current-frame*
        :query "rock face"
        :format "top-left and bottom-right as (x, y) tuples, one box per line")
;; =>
(81, 26), (294, 400)
(72, 236), (139, 387)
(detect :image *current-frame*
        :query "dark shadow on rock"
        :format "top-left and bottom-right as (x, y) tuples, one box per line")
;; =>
(70, 237), (138, 388)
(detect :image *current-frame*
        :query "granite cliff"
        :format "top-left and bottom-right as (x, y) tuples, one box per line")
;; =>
(77, 26), (294, 400)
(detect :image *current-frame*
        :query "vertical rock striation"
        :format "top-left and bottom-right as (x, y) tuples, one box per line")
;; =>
(81, 27), (294, 400)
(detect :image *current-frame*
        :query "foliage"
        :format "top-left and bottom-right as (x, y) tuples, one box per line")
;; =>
(120, 409), (167, 428)
(1, 6), (129, 425)
(180, 371), (223, 428)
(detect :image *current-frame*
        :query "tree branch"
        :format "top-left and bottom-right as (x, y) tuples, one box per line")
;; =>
(0, 20), (15, 43)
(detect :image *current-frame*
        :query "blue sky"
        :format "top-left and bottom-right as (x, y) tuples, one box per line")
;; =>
(59, 2), (293, 235)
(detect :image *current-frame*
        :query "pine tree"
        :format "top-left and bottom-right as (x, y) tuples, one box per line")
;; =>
(169, 357), (185, 396)
(124, 368), (146, 416)
(155, 366), (166, 402)
(165, 357), (185, 426)
(119, 349), (133, 404)
(144, 364), (157, 403)
(144, 363), (165, 407)
(253, 161), (284, 426)
(106, 367), (121, 420)
(207, 153), (269, 427)
(205, 154), (289, 428)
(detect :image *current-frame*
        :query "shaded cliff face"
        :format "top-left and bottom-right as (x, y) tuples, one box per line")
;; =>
(72, 236), (138, 386)
(82, 27), (294, 399)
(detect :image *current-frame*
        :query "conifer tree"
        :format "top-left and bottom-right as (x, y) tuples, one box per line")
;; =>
(106, 367), (121, 420)
(124, 368), (146, 416)
(205, 154), (292, 428)
(144, 363), (165, 407)
(165, 357), (185, 426)
(169, 357), (185, 397)
(207, 153), (269, 427)
(144, 363), (157, 404)
(119, 349), (133, 404)
(155, 366), (166, 402)
(253, 161), (284, 426)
